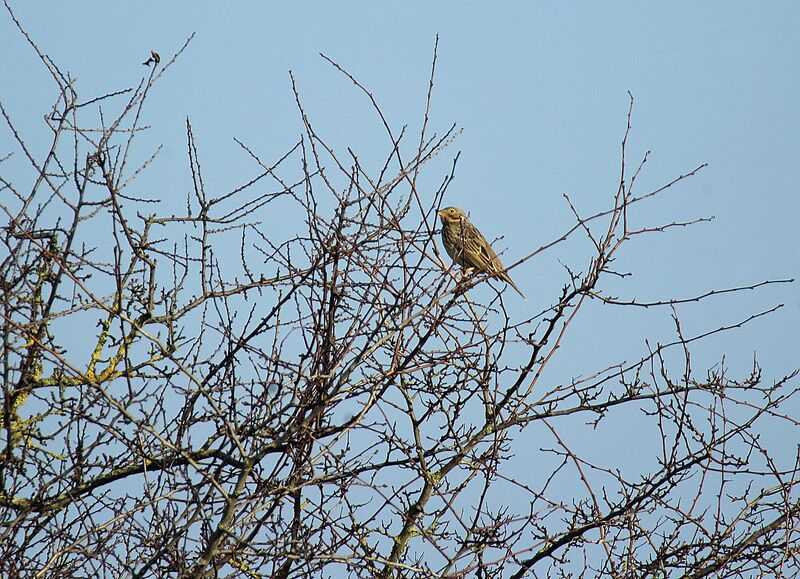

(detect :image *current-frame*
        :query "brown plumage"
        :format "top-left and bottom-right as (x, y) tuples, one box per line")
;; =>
(437, 206), (526, 299)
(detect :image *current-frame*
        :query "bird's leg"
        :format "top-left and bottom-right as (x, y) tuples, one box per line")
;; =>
(453, 266), (475, 296)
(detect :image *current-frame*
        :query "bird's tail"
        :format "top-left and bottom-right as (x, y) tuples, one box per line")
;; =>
(501, 272), (526, 300)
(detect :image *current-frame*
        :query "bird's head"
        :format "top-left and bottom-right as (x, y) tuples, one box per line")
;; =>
(437, 206), (467, 224)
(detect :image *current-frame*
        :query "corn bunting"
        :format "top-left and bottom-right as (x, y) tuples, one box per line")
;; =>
(437, 206), (525, 299)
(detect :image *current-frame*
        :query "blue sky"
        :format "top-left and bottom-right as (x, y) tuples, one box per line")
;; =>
(3, 1), (799, 561)
(5, 3), (797, 309)
(4, 4), (798, 416)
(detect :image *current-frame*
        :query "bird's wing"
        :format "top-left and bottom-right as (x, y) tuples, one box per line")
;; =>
(463, 226), (498, 271)
(462, 221), (526, 299)
(471, 229), (506, 274)
(460, 221), (526, 299)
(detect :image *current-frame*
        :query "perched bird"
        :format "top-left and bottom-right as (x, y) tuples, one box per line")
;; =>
(437, 206), (526, 299)
(143, 50), (161, 66)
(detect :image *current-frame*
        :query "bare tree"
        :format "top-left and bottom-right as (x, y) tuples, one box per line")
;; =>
(1, 10), (798, 579)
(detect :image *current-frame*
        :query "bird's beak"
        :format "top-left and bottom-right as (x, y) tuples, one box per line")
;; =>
(437, 209), (445, 218)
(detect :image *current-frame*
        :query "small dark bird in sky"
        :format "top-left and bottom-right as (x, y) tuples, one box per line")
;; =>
(143, 50), (161, 66)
